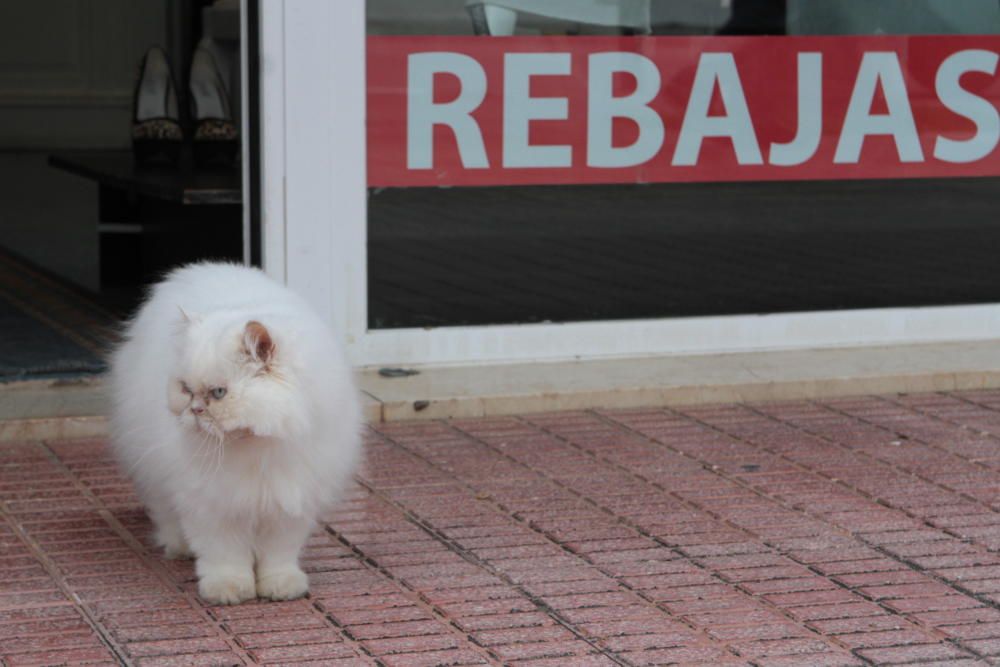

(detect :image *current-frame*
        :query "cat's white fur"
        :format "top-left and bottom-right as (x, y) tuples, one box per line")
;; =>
(109, 263), (361, 605)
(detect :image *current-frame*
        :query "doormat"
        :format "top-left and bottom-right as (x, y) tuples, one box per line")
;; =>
(0, 248), (119, 381)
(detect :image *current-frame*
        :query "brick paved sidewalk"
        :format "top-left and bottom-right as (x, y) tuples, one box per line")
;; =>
(9, 392), (1000, 665)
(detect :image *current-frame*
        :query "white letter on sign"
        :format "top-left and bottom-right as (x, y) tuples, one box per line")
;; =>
(408, 52), (489, 170)
(587, 52), (664, 168)
(504, 53), (572, 168)
(673, 53), (763, 166)
(769, 53), (822, 166)
(835, 52), (923, 164)
(934, 49), (999, 164)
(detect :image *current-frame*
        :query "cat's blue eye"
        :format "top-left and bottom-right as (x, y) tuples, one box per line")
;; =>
(210, 387), (227, 400)
(180, 382), (192, 395)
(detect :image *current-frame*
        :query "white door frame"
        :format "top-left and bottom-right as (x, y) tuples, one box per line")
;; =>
(256, 0), (1000, 369)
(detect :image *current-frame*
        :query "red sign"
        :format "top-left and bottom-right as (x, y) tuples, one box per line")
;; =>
(367, 35), (1000, 187)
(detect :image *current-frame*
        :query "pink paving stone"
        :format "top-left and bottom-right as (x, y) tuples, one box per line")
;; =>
(522, 578), (621, 597)
(556, 604), (665, 625)
(3, 647), (118, 666)
(472, 624), (576, 646)
(0, 616), (91, 637)
(502, 656), (617, 667)
(1, 631), (105, 654)
(619, 645), (734, 664)
(540, 591), (641, 610)
(740, 577), (841, 595)
(347, 620), (452, 640)
(915, 606), (1000, 627)
(941, 621), (1000, 640)
(963, 637), (1000, 656)
(598, 632), (700, 651)
(855, 643), (972, 664)
(782, 601), (888, 621)
(327, 607), (433, 626)
(810, 558), (904, 575)
(956, 578), (1000, 594)
(661, 596), (759, 616)
(883, 596), (984, 614)
(313, 593), (414, 614)
(249, 643), (359, 662)
(361, 634), (463, 655)
(134, 653), (246, 667)
(705, 623), (809, 642)
(454, 612), (550, 632)
(124, 637), (233, 658)
(858, 581), (958, 600)
(489, 639), (596, 661)
(806, 615), (910, 634)
(720, 565), (814, 582)
(751, 653), (864, 667)
(15, 393), (1000, 664)
(237, 628), (345, 649)
(683, 609), (787, 628)
(834, 628), (943, 649)
(763, 588), (859, 607)
(114, 623), (219, 642)
(221, 614), (329, 634)
(730, 637), (833, 659)
(434, 598), (539, 618)
(832, 569), (930, 587)
(377, 649), (489, 666)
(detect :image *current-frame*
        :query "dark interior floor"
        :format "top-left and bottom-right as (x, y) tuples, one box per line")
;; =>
(368, 178), (1000, 329)
(0, 248), (120, 382)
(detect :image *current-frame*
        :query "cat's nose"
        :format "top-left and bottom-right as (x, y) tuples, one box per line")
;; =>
(191, 405), (205, 415)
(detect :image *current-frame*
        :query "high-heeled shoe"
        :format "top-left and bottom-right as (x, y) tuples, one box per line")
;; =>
(189, 44), (239, 166)
(131, 46), (183, 164)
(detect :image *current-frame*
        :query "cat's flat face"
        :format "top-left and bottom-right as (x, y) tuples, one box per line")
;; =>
(167, 315), (302, 440)
(168, 373), (247, 438)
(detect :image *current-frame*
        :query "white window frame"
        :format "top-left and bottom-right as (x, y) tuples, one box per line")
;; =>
(256, 0), (1000, 369)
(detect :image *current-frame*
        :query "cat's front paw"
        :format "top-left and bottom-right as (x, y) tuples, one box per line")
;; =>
(198, 572), (256, 605)
(256, 567), (309, 601)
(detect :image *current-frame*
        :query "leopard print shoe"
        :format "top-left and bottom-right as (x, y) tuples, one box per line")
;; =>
(132, 47), (183, 165)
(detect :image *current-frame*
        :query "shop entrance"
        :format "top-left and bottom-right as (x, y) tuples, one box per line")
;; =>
(0, 1), (252, 381)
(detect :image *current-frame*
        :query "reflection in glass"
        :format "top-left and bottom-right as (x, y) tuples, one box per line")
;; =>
(368, 1), (1000, 37)
(788, 0), (1000, 36)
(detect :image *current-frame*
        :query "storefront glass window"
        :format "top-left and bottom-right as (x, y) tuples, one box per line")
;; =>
(366, 1), (1000, 329)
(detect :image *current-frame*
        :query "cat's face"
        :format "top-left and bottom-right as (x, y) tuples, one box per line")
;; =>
(167, 317), (304, 440)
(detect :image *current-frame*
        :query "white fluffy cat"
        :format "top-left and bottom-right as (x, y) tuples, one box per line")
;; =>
(109, 262), (361, 605)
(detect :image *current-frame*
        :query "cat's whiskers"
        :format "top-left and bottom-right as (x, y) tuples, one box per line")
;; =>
(210, 426), (226, 479)
(193, 411), (227, 481)
(189, 411), (224, 478)
(193, 429), (217, 478)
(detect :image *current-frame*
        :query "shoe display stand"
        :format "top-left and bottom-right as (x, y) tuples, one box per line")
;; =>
(48, 150), (242, 292)
(45, 1), (244, 300)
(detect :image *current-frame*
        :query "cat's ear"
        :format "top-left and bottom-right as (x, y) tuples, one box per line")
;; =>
(243, 320), (275, 365)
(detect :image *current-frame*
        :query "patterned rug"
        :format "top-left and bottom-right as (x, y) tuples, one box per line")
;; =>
(0, 248), (119, 381)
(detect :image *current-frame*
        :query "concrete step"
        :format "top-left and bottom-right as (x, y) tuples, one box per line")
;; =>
(4, 339), (1000, 440)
